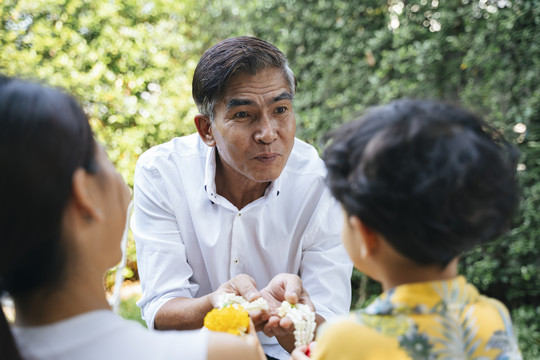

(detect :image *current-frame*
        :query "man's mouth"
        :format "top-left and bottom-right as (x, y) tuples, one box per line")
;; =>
(254, 153), (280, 162)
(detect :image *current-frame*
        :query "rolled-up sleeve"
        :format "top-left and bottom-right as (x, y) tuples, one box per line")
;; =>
(131, 158), (198, 330)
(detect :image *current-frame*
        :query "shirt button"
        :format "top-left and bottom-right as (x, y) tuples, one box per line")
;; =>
(233, 259), (239, 264)
(238, 213), (241, 217)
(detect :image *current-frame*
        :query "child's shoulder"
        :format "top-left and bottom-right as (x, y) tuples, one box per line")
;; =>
(314, 313), (411, 360)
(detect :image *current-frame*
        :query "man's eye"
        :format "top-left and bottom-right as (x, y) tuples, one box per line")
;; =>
(234, 111), (249, 118)
(275, 106), (287, 114)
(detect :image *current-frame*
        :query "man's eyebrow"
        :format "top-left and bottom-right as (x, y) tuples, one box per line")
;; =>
(225, 92), (293, 110)
(226, 98), (253, 110)
(273, 92), (294, 103)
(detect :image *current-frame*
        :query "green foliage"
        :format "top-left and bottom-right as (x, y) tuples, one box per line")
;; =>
(118, 295), (146, 328)
(512, 306), (540, 359)
(0, 0), (206, 186)
(247, 0), (391, 145)
(455, 0), (540, 310)
(1, 0), (538, 355)
(105, 234), (139, 291)
(350, 269), (381, 310)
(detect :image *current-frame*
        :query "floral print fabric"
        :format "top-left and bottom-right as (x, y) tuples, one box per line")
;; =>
(313, 276), (522, 360)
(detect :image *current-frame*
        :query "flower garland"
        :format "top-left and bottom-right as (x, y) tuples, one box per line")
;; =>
(277, 301), (316, 347)
(217, 293), (270, 312)
(203, 292), (316, 348)
(203, 304), (250, 335)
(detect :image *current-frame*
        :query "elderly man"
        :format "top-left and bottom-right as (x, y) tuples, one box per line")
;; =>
(131, 36), (352, 360)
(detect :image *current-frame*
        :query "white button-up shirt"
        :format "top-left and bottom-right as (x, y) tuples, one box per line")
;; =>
(131, 133), (352, 360)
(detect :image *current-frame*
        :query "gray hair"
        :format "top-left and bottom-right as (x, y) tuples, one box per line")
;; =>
(192, 36), (297, 121)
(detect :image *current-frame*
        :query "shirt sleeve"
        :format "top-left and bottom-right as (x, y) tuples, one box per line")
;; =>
(300, 187), (353, 321)
(131, 157), (198, 330)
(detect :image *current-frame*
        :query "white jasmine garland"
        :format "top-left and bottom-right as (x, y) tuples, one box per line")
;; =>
(216, 294), (316, 347)
(277, 301), (316, 347)
(217, 293), (270, 312)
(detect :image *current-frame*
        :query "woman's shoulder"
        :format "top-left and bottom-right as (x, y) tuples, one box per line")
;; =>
(13, 310), (209, 360)
(101, 313), (209, 360)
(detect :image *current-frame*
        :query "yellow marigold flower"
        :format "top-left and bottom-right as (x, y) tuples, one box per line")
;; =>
(204, 305), (249, 335)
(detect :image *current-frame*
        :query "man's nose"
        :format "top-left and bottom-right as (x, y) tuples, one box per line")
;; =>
(254, 114), (278, 144)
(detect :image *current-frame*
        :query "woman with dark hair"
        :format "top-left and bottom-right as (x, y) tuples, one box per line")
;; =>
(291, 99), (523, 360)
(0, 76), (265, 360)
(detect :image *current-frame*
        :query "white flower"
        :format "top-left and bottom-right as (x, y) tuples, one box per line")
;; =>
(216, 293), (269, 312)
(277, 301), (316, 347)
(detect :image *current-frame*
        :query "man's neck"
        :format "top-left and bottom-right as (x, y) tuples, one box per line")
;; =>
(215, 177), (270, 210)
(214, 154), (271, 210)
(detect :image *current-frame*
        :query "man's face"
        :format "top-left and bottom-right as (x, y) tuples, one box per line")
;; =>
(208, 67), (296, 185)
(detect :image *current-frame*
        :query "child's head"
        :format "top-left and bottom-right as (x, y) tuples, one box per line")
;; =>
(324, 99), (519, 267)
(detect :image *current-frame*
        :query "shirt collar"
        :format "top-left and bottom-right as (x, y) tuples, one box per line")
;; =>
(203, 146), (282, 207)
(203, 146), (219, 202)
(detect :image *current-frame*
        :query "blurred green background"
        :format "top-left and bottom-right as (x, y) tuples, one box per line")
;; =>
(1, 0), (539, 357)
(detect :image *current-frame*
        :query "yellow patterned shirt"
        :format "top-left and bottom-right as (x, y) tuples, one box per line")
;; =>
(312, 276), (522, 360)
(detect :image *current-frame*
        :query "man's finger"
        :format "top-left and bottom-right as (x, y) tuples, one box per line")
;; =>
(297, 288), (316, 311)
(278, 316), (294, 331)
(262, 315), (294, 337)
(282, 274), (302, 304)
(231, 274), (260, 301)
(250, 311), (270, 331)
(262, 317), (277, 337)
(263, 320), (286, 337)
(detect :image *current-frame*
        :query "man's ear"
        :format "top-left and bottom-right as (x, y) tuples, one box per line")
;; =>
(194, 114), (215, 147)
(349, 216), (379, 258)
(71, 168), (104, 223)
